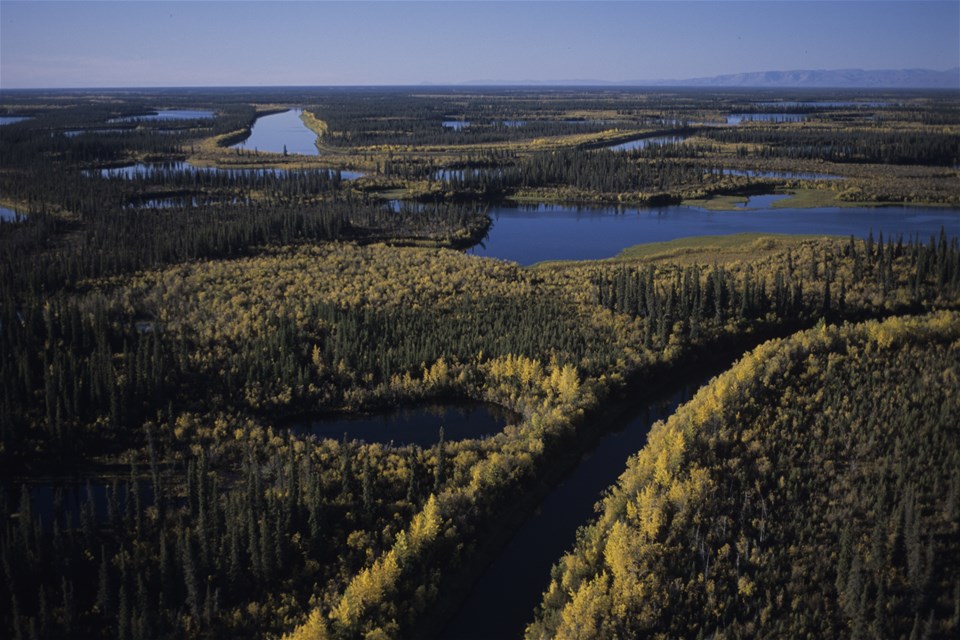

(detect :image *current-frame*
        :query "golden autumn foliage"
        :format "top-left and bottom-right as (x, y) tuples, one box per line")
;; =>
(529, 312), (960, 639)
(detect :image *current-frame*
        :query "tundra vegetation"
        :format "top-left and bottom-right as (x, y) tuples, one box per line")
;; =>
(0, 87), (958, 639)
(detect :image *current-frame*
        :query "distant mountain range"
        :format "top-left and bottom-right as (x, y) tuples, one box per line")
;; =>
(462, 68), (960, 89)
(663, 68), (960, 89)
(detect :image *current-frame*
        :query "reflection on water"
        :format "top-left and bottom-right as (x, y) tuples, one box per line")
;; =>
(231, 109), (321, 156)
(108, 109), (214, 123)
(604, 135), (689, 152)
(287, 402), (518, 447)
(468, 202), (960, 265)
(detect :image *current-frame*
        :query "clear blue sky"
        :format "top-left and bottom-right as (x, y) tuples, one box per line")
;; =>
(1, 1), (958, 88)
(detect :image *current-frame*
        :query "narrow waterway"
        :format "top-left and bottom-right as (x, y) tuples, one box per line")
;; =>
(439, 356), (738, 639)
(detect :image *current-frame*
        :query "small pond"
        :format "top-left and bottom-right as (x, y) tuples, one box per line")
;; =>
(467, 202), (960, 266)
(727, 113), (807, 125)
(287, 402), (519, 447)
(232, 109), (320, 156)
(442, 120), (470, 130)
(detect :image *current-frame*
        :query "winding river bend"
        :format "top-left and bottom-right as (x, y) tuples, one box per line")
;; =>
(439, 353), (744, 639)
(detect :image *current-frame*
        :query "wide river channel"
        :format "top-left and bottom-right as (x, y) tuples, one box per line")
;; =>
(232, 109), (320, 155)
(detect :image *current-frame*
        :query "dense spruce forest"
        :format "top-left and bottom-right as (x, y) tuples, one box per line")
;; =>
(528, 313), (960, 639)
(1, 87), (958, 640)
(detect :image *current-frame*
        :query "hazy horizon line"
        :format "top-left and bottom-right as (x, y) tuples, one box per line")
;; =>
(3, 67), (957, 92)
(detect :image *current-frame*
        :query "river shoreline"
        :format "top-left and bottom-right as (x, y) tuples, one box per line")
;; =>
(416, 322), (813, 639)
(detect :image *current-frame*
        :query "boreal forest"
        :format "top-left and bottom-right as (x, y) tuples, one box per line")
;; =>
(0, 87), (958, 639)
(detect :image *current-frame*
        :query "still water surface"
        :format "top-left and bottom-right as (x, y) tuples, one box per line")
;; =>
(232, 109), (320, 155)
(468, 203), (960, 265)
(109, 109), (214, 123)
(287, 402), (518, 447)
(604, 135), (689, 152)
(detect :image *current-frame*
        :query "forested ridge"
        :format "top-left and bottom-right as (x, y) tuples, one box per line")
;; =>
(1, 88), (959, 639)
(528, 312), (960, 639)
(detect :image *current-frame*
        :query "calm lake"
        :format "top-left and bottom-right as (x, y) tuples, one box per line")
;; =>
(108, 109), (214, 123)
(287, 402), (518, 447)
(232, 109), (320, 155)
(467, 203), (960, 265)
